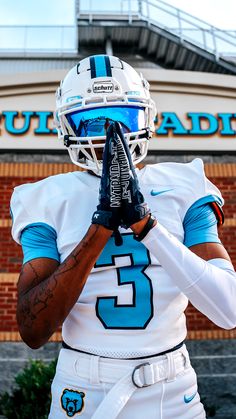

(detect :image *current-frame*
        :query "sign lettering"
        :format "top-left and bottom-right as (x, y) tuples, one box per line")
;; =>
(0, 111), (235, 138)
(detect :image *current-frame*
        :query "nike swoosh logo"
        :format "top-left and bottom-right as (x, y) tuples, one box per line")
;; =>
(184, 392), (197, 403)
(150, 189), (173, 196)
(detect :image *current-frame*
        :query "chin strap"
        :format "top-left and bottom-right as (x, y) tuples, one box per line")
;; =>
(64, 135), (77, 147)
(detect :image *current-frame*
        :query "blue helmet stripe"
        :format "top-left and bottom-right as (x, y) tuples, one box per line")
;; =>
(94, 55), (108, 77)
(104, 55), (112, 77)
(90, 55), (112, 78)
(90, 56), (96, 78)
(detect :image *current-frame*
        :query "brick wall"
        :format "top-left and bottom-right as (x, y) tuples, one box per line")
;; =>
(185, 168), (236, 338)
(0, 162), (236, 342)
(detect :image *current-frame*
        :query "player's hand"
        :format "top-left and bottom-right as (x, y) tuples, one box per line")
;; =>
(91, 123), (121, 231)
(115, 122), (151, 229)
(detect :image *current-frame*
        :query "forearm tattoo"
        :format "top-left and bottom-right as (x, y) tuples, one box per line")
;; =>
(18, 225), (100, 330)
(18, 261), (58, 330)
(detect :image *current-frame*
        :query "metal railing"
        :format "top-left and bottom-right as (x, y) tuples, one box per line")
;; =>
(77, 0), (236, 57)
(0, 0), (235, 58)
(0, 25), (78, 54)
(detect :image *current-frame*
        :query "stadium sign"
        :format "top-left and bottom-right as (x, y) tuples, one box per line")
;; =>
(155, 112), (236, 136)
(0, 111), (236, 137)
(0, 110), (235, 152)
(1, 111), (56, 136)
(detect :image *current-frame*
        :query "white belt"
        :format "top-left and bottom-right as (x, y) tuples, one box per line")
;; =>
(60, 345), (190, 419)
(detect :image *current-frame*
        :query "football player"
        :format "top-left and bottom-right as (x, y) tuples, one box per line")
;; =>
(11, 55), (236, 419)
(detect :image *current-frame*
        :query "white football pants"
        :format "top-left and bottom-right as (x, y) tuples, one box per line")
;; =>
(49, 344), (206, 419)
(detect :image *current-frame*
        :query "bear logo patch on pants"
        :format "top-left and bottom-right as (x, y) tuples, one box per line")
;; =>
(61, 388), (85, 417)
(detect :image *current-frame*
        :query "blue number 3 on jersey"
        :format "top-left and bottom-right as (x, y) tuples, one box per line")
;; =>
(95, 233), (154, 329)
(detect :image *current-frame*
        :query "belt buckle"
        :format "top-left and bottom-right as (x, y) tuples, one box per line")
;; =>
(132, 362), (152, 388)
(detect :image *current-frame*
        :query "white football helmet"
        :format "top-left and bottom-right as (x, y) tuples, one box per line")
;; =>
(54, 55), (156, 175)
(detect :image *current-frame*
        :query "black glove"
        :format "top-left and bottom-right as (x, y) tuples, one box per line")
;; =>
(91, 123), (121, 231)
(115, 122), (150, 229)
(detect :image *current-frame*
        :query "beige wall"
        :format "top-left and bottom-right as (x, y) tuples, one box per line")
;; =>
(0, 69), (236, 151)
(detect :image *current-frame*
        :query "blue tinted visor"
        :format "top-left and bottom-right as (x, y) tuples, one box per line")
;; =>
(66, 106), (145, 137)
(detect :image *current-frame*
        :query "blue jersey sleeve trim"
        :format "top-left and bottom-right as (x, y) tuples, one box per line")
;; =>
(183, 197), (221, 248)
(20, 222), (60, 264)
(190, 194), (223, 208)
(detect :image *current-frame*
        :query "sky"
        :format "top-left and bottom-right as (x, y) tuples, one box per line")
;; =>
(0, 0), (235, 30)
(165, 0), (236, 29)
(0, 0), (75, 25)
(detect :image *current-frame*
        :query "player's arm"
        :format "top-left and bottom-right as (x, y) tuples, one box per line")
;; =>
(17, 224), (112, 349)
(16, 125), (121, 349)
(133, 217), (236, 330)
(139, 221), (236, 329)
(132, 224), (231, 262)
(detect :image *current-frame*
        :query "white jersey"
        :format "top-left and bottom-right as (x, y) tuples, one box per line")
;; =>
(11, 158), (222, 358)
